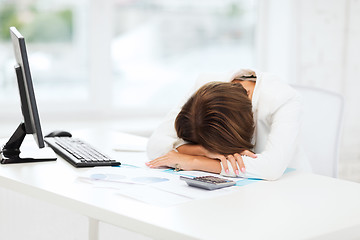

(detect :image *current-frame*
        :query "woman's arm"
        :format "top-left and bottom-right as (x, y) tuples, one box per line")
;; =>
(176, 144), (205, 155)
(176, 144), (222, 158)
(146, 107), (184, 160)
(146, 150), (222, 173)
(222, 95), (303, 180)
(148, 144), (255, 175)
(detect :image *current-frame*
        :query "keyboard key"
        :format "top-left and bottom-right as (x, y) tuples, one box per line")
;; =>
(44, 137), (121, 168)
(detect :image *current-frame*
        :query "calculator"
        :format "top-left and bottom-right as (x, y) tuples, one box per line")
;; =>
(180, 176), (236, 190)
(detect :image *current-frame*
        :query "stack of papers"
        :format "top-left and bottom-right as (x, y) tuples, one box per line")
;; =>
(78, 164), (258, 207)
(77, 139), (295, 206)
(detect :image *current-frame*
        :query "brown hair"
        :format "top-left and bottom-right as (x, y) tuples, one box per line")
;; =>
(175, 81), (254, 155)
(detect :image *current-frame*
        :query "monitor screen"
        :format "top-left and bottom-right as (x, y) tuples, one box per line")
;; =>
(0, 27), (56, 164)
(10, 26), (45, 148)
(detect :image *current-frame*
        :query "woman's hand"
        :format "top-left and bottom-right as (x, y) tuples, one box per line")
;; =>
(220, 150), (257, 175)
(146, 148), (257, 176)
(146, 150), (195, 171)
(189, 146), (257, 175)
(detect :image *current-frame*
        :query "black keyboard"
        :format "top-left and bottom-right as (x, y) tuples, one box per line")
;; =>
(45, 137), (121, 167)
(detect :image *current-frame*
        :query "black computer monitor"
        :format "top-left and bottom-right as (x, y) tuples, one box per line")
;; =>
(0, 27), (56, 164)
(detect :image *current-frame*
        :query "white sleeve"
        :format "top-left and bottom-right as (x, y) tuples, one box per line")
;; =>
(220, 96), (302, 180)
(146, 107), (188, 160)
(146, 80), (204, 160)
(146, 73), (232, 160)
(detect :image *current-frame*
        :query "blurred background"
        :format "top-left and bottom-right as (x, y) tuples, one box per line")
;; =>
(0, 0), (359, 182)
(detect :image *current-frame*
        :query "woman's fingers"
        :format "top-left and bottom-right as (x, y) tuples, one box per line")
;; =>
(227, 155), (239, 175)
(234, 153), (245, 173)
(145, 159), (157, 168)
(146, 150), (183, 169)
(213, 153), (245, 176)
(146, 155), (167, 168)
(241, 150), (257, 158)
(217, 155), (230, 174)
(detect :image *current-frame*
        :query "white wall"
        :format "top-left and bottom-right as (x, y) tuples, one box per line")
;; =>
(257, 0), (360, 182)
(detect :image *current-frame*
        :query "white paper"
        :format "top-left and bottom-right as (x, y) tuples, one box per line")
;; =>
(78, 167), (241, 207)
(113, 137), (148, 152)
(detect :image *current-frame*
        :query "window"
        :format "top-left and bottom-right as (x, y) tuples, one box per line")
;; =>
(0, 0), (88, 105)
(0, 0), (257, 122)
(112, 0), (258, 112)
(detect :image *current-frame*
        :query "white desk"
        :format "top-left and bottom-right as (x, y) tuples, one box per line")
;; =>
(1, 130), (360, 240)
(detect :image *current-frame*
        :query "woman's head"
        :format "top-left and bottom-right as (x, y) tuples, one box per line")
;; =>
(175, 81), (254, 155)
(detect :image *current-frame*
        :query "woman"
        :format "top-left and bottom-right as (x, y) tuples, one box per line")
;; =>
(146, 69), (312, 180)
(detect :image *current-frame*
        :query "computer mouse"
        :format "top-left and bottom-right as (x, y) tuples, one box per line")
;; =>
(45, 130), (72, 138)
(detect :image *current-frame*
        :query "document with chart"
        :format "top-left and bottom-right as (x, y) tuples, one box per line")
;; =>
(77, 162), (262, 206)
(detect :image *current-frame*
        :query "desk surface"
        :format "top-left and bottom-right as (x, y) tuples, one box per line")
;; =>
(1, 130), (360, 240)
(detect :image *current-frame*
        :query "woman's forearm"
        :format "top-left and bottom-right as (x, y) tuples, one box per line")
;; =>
(177, 145), (223, 173)
(146, 150), (221, 174)
(177, 144), (205, 156)
(188, 155), (222, 174)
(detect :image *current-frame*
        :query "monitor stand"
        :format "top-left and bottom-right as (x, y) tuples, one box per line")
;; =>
(0, 123), (57, 164)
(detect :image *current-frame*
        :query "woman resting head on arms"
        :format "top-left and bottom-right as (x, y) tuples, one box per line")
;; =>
(176, 81), (254, 156)
(146, 81), (258, 176)
(146, 69), (312, 180)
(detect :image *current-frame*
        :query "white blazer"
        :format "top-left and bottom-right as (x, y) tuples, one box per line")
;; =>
(147, 71), (312, 180)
